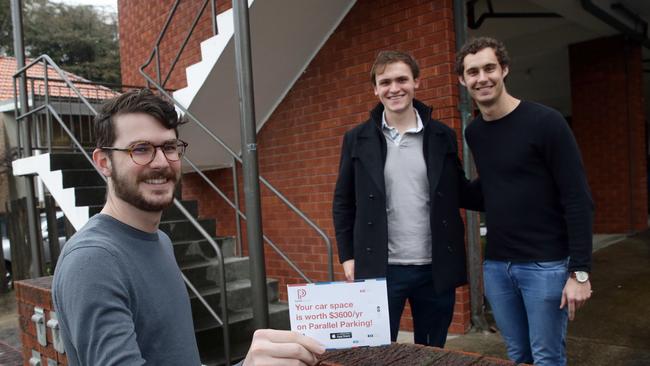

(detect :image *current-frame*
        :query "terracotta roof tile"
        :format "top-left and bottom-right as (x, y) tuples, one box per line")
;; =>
(0, 56), (118, 102)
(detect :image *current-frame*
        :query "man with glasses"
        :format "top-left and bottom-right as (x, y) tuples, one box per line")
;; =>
(52, 89), (324, 366)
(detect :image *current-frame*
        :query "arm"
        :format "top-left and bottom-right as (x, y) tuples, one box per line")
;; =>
(543, 112), (594, 319)
(241, 329), (325, 366)
(458, 163), (483, 212)
(561, 277), (591, 320)
(332, 132), (356, 278)
(53, 247), (145, 365)
(341, 259), (355, 281)
(451, 128), (484, 211)
(543, 112), (594, 272)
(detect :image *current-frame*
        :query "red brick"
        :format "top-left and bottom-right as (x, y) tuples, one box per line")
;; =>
(37, 341), (57, 360)
(570, 36), (648, 233)
(15, 277), (68, 365)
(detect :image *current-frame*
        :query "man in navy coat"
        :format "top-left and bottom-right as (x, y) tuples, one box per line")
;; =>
(333, 51), (481, 347)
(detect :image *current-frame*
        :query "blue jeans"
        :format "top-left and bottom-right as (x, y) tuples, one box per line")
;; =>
(483, 259), (569, 366)
(386, 264), (455, 347)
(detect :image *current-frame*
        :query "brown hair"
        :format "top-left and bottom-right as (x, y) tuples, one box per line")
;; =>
(455, 37), (510, 75)
(94, 89), (184, 148)
(370, 50), (420, 85)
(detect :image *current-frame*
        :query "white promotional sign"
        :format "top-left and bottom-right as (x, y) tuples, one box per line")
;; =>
(287, 279), (391, 349)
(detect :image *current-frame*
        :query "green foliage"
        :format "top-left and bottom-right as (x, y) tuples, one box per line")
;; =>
(0, 0), (121, 85)
(0, 1), (12, 56)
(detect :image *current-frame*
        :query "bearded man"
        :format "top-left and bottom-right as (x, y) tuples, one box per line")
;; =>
(52, 89), (323, 366)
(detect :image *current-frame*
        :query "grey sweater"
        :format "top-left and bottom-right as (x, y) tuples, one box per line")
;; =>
(52, 214), (201, 365)
(382, 113), (431, 265)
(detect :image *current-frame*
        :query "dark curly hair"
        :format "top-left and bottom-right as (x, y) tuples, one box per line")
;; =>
(94, 89), (185, 148)
(370, 50), (420, 85)
(455, 37), (510, 76)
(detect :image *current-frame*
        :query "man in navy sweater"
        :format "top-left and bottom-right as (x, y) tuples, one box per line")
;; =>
(456, 37), (594, 366)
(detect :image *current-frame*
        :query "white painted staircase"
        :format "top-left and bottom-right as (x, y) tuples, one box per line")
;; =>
(173, 0), (356, 170)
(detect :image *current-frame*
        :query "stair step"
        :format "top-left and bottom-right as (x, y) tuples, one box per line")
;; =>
(181, 256), (249, 287)
(194, 301), (289, 335)
(87, 200), (200, 221)
(200, 341), (249, 366)
(161, 200), (199, 221)
(195, 302), (290, 365)
(73, 186), (106, 206)
(50, 153), (94, 170)
(160, 219), (216, 241)
(74, 194), (207, 219)
(189, 278), (279, 317)
(174, 237), (236, 264)
(61, 169), (105, 188)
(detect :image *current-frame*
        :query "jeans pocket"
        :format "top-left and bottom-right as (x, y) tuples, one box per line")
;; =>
(533, 259), (568, 269)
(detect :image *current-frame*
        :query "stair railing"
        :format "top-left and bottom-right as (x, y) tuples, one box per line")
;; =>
(25, 76), (154, 153)
(140, 0), (334, 287)
(145, 0), (217, 89)
(13, 54), (232, 365)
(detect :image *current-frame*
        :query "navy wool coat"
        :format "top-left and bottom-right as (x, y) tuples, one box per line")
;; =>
(332, 99), (483, 294)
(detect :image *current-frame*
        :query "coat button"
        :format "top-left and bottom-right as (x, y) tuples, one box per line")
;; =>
(447, 245), (453, 253)
(367, 221), (373, 226)
(442, 219), (448, 227)
(369, 194), (375, 199)
(366, 247), (372, 252)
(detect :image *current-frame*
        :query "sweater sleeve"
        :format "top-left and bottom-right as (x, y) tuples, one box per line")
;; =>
(53, 246), (146, 366)
(542, 111), (594, 272)
(450, 127), (483, 211)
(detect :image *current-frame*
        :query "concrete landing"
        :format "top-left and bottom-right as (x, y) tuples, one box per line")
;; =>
(442, 230), (650, 365)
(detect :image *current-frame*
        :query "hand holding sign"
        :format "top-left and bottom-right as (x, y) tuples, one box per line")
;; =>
(288, 279), (391, 349)
(242, 329), (325, 366)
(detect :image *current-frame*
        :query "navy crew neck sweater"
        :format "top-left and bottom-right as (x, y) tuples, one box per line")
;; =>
(465, 101), (593, 272)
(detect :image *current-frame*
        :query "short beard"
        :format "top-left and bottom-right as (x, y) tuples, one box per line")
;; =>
(112, 166), (178, 212)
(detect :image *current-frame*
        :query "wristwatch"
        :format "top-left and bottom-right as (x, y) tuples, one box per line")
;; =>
(571, 271), (589, 283)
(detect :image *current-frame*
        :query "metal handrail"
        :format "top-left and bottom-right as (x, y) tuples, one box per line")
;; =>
(15, 55), (99, 115)
(22, 75), (153, 91)
(183, 157), (312, 283)
(139, 0), (335, 284)
(12, 55), (232, 365)
(140, 0), (217, 88)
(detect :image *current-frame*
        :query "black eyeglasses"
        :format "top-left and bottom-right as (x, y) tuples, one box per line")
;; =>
(101, 139), (188, 166)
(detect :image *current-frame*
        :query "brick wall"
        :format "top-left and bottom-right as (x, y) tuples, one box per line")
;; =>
(15, 277), (67, 366)
(119, 0), (471, 334)
(118, 0), (231, 89)
(570, 36), (648, 233)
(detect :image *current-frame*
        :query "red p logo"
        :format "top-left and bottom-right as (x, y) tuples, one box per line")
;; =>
(297, 288), (307, 300)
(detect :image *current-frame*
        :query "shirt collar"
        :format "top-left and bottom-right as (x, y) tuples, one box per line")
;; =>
(381, 108), (424, 134)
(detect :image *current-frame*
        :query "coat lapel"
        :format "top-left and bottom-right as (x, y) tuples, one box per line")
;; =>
(424, 117), (453, 192)
(352, 100), (453, 196)
(409, 99), (452, 192)
(354, 122), (386, 196)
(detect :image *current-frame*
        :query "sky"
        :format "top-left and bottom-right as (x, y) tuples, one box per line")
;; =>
(49, 0), (117, 13)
